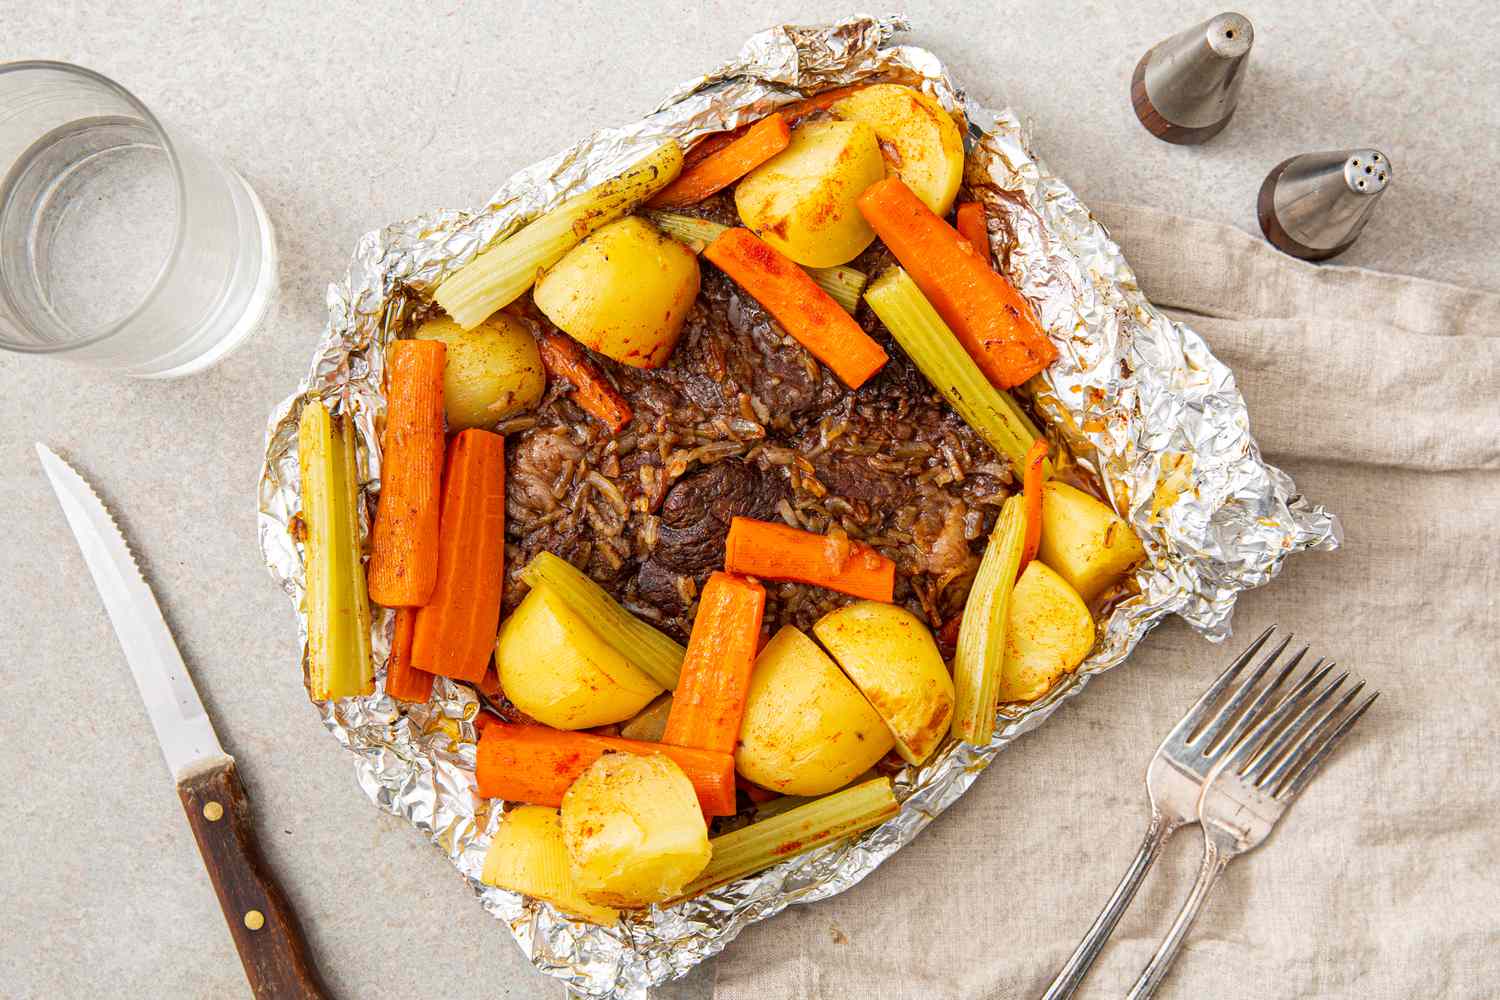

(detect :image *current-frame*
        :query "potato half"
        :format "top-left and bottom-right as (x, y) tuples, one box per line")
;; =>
(735, 626), (895, 796)
(1037, 481), (1147, 602)
(812, 602), (955, 765)
(997, 561), (1095, 703)
(830, 83), (965, 216)
(734, 119), (885, 268)
(480, 805), (619, 925)
(413, 313), (544, 429)
(496, 583), (664, 730)
(560, 753), (711, 908)
(532, 216), (699, 369)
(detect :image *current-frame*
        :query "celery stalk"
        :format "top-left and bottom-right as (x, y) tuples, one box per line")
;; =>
(649, 210), (867, 314)
(950, 496), (1027, 744)
(673, 777), (898, 901)
(519, 551), (685, 689)
(803, 263), (867, 314)
(298, 400), (374, 700)
(646, 210), (727, 247)
(865, 266), (1045, 476)
(435, 141), (684, 328)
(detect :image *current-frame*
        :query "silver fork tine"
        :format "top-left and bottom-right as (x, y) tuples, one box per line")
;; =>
(1220, 658), (1337, 775)
(1273, 690), (1380, 802)
(1241, 669), (1351, 782)
(1178, 626), (1278, 739)
(1199, 645), (1308, 759)
(1250, 677), (1362, 788)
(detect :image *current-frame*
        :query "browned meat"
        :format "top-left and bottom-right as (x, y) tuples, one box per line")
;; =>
(502, 193), (1016, 642)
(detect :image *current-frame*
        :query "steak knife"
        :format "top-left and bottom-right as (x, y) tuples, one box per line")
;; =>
(37, 444), (330, 1000)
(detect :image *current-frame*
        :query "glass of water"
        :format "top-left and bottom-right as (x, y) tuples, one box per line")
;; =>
(0, 61), (276, 377)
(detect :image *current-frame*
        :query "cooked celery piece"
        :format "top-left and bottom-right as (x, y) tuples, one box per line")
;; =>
(950, 496), (1027, 744)
(434, 141), (684, 329)
(649, 210), (867, 314)
(518, 551), (685, 689)
(481, 805), (619, 926)
(646, 210), (727, 247)
(804, 263), (867, 314)
(298, 400), (374, 700)
(865, 266), (1045, 476)
(673, 777), (898, 901)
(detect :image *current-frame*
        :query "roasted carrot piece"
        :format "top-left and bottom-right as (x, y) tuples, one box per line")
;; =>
(737, 775), (780, 804)
(410, 429), (506, 683)
(535, 329), (633, 433)
(475, 722), (738, 817)
(778, 84), (868, 126)
(1020, 439), (1049, 573)
(684, 129), (742, 169)
(661, 572), (766, 755)
(384, 607), (434, 702)
(704, 228), (887, 389)
(367, 339), (446, 606)
(858, 178), (1057, 389)
(723, 516), (895, 603)
(649, 114), (790, 209)
(955, 201), (990, 259)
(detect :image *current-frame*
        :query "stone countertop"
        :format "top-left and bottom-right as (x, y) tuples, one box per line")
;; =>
(2, 3), (1496, 998)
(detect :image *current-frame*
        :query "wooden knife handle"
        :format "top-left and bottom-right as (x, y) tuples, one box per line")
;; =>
(177, 758), (332, 999)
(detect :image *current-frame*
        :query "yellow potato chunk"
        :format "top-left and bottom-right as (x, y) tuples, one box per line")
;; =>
(532, 216), (699, 369)
(735, 626), (895, 796)
(830, 83), (965, 216)
(560, 753), (711, 908)
(413, 313), (544, 430)
(480, 805), (619, 925)
(812, 602), (954, 765)
(734, 119), (885, 267)
(1037, 481), (1147, 602)
(496, 583), (663, 730)
(998, 562), (1096, 703)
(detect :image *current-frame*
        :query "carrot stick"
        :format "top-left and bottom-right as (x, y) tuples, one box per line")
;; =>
(661, 572), (766, 754)
(535, 329), (633, 433)
(384, 607), (434, 702)
(475, 722), (737, 817)
(858, 177), (1057, 389)
(410, 429), (506, 683)
(1020, 439), (1049, 573)
(723, 516), (895, 602)
(778, 84), (867, 126)
(367, 339), (446, 606)
(684, 129), (742, 169)
(704, 228), (888, 389)
(649, 114), (790, 209)
(955, 202), (989, 259)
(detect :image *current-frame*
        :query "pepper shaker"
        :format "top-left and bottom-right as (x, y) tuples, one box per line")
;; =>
(1132, 12), (1254, 144)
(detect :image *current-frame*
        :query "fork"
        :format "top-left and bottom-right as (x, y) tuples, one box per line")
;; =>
(1041, 625), (1306, 1000)
(1124, 653), (1379, 998)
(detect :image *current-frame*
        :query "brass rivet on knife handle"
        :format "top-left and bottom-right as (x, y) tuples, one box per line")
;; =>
(1258, 148), (1392, 260)
(1131, 12), (1253, 144)
(178, 759), (332, 999)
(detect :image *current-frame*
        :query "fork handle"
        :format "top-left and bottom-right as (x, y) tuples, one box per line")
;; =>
(1125, 835), (1232, 999)
(1040, 809), (1175, 1000)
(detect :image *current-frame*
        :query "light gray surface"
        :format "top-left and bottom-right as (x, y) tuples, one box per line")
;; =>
(1, 3), (1495, 998)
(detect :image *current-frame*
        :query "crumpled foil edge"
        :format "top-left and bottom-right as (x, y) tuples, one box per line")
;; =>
(256, 15), (1340, 999)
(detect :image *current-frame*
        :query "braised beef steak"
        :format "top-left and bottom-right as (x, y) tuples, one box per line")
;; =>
(504, 203), (1016, 643)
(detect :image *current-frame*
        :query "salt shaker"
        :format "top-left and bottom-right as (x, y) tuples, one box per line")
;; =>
(1131, 12), (1254, 145)
(1257, 148), (1392, 260)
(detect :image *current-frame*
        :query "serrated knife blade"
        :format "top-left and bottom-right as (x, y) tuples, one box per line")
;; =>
(36, 443), (227, 778)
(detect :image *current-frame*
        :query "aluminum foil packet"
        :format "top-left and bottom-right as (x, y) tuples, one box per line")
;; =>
(257, 15), (1339, 998)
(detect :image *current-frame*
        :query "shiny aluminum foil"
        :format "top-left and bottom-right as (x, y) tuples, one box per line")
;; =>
(257, 16), (1339, 999)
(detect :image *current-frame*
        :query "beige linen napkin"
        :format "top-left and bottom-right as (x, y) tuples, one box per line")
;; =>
(710, 204), (1500, 1000)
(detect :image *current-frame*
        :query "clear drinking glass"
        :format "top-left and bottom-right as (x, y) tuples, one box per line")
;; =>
(0, 62), (276, 377)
